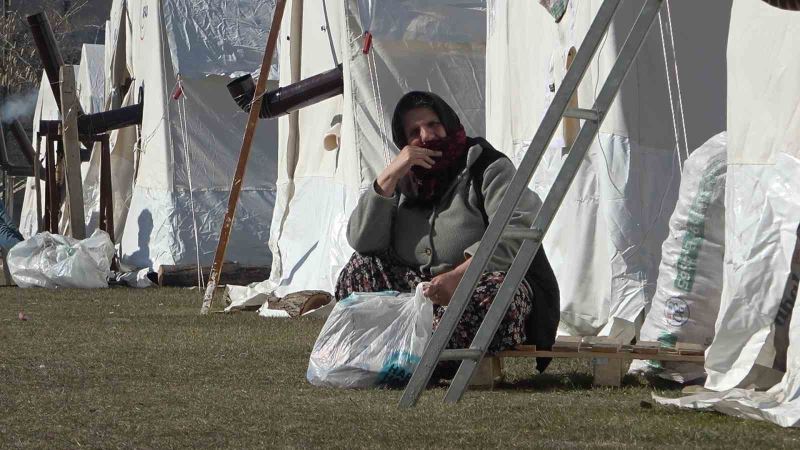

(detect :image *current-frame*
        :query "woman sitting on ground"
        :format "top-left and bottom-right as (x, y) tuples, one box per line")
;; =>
(336, 91), (559, 360)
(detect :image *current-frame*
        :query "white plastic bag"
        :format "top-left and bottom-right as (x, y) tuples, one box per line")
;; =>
(307, 283), (434, 388)
(630, 133), (727, 383)
(8, 230), (115, 289)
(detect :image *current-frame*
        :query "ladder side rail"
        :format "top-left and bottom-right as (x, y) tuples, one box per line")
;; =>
(442, 0), (665, 404)
(399, 0), (624, 409)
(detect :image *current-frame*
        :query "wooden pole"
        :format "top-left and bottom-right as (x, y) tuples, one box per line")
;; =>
(59, 65), (86, 239)
(99, 134), (114, 242)
(200, 0), (288, 314)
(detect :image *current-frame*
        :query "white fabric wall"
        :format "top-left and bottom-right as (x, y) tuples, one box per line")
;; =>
(101, 0), (279, 270)
(18, 66), (79, 239)
(485, 0), (730, 339)
(705, 0), (800, 392)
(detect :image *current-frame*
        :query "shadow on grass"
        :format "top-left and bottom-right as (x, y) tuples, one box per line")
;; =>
(490, 372), (685, 393)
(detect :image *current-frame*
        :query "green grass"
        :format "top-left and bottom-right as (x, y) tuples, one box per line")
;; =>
(1, 287), (798, 449)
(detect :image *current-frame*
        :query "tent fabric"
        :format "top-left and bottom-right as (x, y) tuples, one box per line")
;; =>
(703, 0), (800, 393)
(77, 44), (106, 114)
(485, 0), (729, 338)
(21, 0), (280, 271)
(162, 0), (279, 79)
(225, 0), (488, 308)
(100, 0), (279, 269)
(18, 66), (79, 239)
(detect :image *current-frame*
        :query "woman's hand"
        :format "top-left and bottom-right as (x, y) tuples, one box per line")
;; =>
(375, 145), (441, 197)
(423, 257), (472, 306)
(423, 271), (461, 306)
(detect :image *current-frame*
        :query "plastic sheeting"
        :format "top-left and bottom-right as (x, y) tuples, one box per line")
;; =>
(8, 230), (115, 289)
(631, 133), (726, 383)
(162, 0), (279, 79)
(654, 234), (800, 427)
(704, 0), (800, 393)
(485, 0), (729, 339)
(307, 283), (433, 388)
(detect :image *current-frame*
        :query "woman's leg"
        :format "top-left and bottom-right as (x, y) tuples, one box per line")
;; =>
(334, 252), (423, 301)
(433, 272), (533, 354)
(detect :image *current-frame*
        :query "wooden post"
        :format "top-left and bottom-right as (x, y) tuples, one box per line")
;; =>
(99, 134), (114, 242)
(59, 65), (86, 239)
(563, 47), (579, 151)
(200, 0), (288, 314)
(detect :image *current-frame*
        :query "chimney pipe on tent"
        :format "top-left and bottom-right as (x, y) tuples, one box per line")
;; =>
(9, 120), (36, 167)
(26, 12), (64, 108)
(227, 64), (344, 119)
(27, 11), (144, 139)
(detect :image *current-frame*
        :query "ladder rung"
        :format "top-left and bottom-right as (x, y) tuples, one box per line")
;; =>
(564, 108), (601, 121)
(440, 349), (483, 361)
(502, 228), (543, 242)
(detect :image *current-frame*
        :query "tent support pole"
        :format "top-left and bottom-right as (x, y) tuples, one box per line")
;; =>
(200, 0), (289, 314)
(59, 65), (86, 240)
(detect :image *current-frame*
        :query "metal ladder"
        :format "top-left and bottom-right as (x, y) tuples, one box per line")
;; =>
(399, 0), (664, 408)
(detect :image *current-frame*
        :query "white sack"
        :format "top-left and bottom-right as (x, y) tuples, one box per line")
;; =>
(8, 230), (115, 289)
(307, 283), (433, 389)
(631, 133), (727, 383)
(654, 263), (800, 428)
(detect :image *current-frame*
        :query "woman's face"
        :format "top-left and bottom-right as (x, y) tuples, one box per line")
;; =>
(402, 107), (447, 146)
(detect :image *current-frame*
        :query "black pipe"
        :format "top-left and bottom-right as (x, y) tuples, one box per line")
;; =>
(27, 12), (65, 111)
(38, 120), (61, 136)
(763, 0), (800, 10)
(9, 120), (36, 166)
(227, 64), (344, 119)
(78, 103), (144, 137)
(28, 11), (145, 139)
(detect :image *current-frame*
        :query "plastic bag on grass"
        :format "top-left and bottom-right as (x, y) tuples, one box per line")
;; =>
(307, 283), (434, 388)
(8, 230), (115, 288)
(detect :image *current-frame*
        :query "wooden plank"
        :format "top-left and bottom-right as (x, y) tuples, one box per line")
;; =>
(59, 65), (86, 239)
(581, 336), (622, 353)
(158, 263), (269, 287)
(676, 342), (706, 356)
(631, 341), (661, 355)
(497, 349), (704, 363)
(552, 336), (582, 352)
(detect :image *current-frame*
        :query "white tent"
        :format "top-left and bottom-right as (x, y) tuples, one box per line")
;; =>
(18, 63), (82, 238)
(485, 0), (730, 339)
(656, 1), (800, 426)
(703, 0), (800, 392)
(227, 0), (487, 309)
(85, 0), (280, 270)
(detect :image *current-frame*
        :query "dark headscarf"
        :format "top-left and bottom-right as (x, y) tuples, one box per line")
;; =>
(391, 91), (471, 203)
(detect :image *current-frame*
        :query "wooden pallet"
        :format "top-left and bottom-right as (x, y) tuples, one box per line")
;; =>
(491, 337), (706, 387)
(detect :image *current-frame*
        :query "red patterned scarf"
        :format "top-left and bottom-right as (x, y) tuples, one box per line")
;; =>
(410, 126), (470, 203)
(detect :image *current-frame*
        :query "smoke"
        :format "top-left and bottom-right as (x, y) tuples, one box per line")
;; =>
(0, 90), (39, 124)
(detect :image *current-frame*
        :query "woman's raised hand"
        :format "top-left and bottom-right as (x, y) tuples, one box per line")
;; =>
(375, 146), (441, 197)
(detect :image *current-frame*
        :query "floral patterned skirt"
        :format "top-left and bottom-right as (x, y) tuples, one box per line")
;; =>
(334, 252), (532, 354)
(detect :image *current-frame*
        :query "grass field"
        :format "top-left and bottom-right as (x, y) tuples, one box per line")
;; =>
(2, 286), (799, 449)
